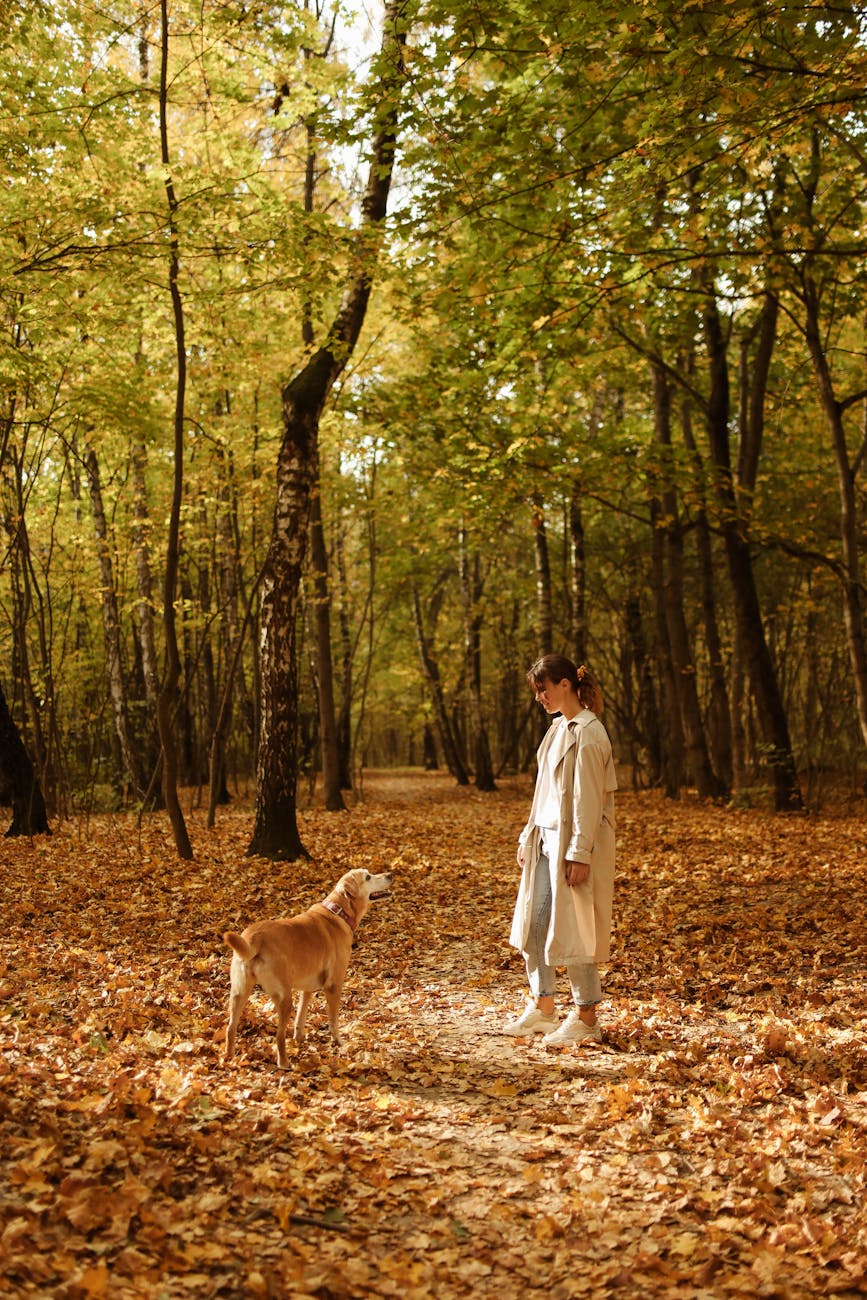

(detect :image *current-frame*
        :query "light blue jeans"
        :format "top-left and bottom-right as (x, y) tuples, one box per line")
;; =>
(526, 850), (602, 1007)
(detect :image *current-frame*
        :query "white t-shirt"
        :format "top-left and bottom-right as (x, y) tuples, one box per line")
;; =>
(534, 715), (572, 831)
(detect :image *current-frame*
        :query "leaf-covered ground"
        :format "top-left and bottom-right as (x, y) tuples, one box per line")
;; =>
(1, 771), (865, 1299)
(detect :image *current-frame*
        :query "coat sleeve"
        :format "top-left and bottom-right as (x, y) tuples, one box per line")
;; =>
(564, 733), (606, 863)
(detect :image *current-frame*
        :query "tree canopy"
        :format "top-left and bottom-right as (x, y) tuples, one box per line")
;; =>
(2, 0), (866, 839)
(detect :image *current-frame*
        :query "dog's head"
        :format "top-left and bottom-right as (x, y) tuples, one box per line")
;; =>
(329, 868), (393, 924)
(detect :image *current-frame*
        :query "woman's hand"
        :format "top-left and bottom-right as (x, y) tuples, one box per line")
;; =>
(565, 859), (590, 887)
(516, 843), (525, 869)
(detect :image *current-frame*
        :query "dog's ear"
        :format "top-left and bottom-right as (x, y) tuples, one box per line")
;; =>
(338, 870), (362, 900)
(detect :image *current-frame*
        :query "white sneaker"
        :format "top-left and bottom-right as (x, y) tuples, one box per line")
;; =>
(541, 1009), (602, 1046)
(502, 1003), (560, 1036)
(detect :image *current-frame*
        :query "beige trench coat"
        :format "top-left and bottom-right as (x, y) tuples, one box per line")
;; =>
(509, 709), (617, 966)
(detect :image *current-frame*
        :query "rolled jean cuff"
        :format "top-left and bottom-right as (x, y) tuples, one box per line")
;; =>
(568, 962), (602, 1007)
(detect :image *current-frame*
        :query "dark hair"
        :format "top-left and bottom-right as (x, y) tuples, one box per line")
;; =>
(526, 654), (604, 715)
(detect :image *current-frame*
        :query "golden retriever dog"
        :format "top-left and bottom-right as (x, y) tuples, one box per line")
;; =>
(223, 868), (393, 1068)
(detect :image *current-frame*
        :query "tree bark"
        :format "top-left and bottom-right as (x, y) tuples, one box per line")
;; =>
(652, 364), (726, 799)
(801, 274), (867, 751)
(458, 523), (496, 791)
(156, 0), (193, 858)
(624, 588), (664, 787)
(248, 0), (409, 857)
(679, 385), (732, 789)
(0, 677), (50, 837)
(410, 579), (470, 786)
(309, 460), (346, 810)
(130, 6), (161, 806)
(300, 39), (346, 811)
(422, 722), (438, 770)
(702, 284), (802, 810)
(207, 442), (253, 825)
(85, 447), (147, 803)
(130, 431), (162, 801)
(568, 479), (586, 665)
(647, 520), (681, 796)
(3, 444), (53, 810)
(532, 502), (553, 655)
(334, 507), (354, 789)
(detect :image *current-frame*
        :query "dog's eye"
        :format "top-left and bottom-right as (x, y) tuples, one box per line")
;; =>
(365, 872), (371, 881)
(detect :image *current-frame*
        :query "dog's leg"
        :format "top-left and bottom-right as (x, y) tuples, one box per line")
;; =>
(323, 983), (343, 1047)
(225, 961), (254, 1063)
(274, 992), (294, 1069)
(293, 991), (313, 1043)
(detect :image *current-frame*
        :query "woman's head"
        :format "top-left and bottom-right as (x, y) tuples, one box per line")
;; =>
(526, 654), (604, 715)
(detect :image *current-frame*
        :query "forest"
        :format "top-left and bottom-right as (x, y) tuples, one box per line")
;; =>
(2, 7), (867, 1297)
(2, 0), (867, 847)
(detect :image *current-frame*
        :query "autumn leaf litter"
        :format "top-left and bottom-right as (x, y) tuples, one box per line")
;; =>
(1, 772), (865, 1298)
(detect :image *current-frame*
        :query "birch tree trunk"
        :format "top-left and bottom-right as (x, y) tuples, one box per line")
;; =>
(248, 0), (409, 857)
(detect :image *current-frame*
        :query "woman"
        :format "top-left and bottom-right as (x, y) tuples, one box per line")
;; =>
(505, 655), (617, 1045)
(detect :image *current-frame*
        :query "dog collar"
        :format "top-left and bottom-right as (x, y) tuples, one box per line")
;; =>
(321, 900), (357, 932)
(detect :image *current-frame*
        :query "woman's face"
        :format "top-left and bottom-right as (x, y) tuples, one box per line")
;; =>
(533, 676), (577, 716)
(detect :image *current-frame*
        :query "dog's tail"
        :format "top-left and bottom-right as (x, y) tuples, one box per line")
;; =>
(224, 930), (254, 961)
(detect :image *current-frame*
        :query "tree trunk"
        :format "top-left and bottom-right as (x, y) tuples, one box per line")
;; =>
(334, 509), (354, 789)
(156, 0), (193, 859)
(652, 365), (726, 799)
(130, 9), (161, 806)
(568, 479), (586, 665)
(410, 579), (470, 785)
(532, 502), (553, 655)
(801, 275), (867, 751)
(85, 447), (147, 803)
(648, 520), (682, 796)
(3, 445), (53, 810)
(207, 443), (252, 825)
(624, 589), (663, 787)
(0, 677), (50, 837)
(300, 50), (346, 812)
(130, 431), (162, 802)
(422, 722), (438, 770)
(702, 284), (802, 810)
(208, 559), (267, 828)
(309, 461), (346, 810)
(679, 387), (732, 789)
(248, 1), (409, 857)
(458, 524), (496, 791)
(730, 618), (748, 795)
